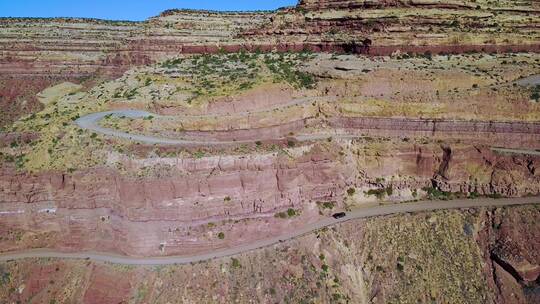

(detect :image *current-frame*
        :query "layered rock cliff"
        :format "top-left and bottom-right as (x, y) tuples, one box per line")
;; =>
(1, 141), (538, 256)
(0, 205), (538, 303)
(1, 0), (539, 124)
(0, 3), (539, 301)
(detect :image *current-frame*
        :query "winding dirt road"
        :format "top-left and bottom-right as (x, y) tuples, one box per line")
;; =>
(74, 97), (321, 145)
(61, 95), (540, 265)
(0, 197), (538, 265)
(75, 74), (540, 146)
(492, 147), (540, 156)
(76, 108), (540, 146)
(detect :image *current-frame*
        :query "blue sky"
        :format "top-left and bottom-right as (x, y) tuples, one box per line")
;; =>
(0, 0), (299, 21)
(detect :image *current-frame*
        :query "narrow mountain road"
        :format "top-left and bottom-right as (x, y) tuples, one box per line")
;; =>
(491, 147), (540, 156)
(76, 108), (540, 146)
(76, 110), (221, 145)
(74, 97), (321, 145)
(1, 196), (538, 265)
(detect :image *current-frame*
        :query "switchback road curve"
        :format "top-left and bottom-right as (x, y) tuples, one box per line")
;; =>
(76, 109), (540, 146)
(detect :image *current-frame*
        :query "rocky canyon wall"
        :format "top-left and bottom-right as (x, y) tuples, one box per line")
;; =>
(1, 142), (538, 256)
(2, 0), (539, 124)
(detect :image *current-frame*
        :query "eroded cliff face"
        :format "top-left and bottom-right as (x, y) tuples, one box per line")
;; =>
(0, 2), (539, 302)
(0, 205), (537, 304)
(1, 141), (538, 256)
(0, 146), (351, 256)
(1, 46), (538, 259)
(477, 206), (540, 304)
(298, 0), (540, 12)
(1, 0), (539, 125)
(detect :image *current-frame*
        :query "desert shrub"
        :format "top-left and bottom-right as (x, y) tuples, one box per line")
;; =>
(0, 270), (11, 286)
(275, 208), (299, 218)
(366, 188), (387, 200)
(531, 85), (540, 102)
(123, 88), (138, 99)
(287, 208), (297, 217)
(487, 193), (503, 199)
(318, 201), (336, 210)
(386, 186), (394, 196)
(423, 187), (451, 200)
(366, 186), (394, 200)
(275, 212), (287, 219)
(231, 258), (241, 268)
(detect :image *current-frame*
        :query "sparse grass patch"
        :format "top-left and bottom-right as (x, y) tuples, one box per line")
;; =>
(275, 212), (288, 219)
(317, 201), (336, 210)
(5, 82), (111, 172)
(156, 52), (316, 105)
(362, 209), (490, 303)
(192, 150), (206, 159)
(365, 186), (394, 200)
(275, 208), (300, 219)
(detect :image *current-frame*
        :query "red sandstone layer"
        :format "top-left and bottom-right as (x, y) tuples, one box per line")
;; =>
(1, 1), (538, 123)
(1, 143), (539, 256)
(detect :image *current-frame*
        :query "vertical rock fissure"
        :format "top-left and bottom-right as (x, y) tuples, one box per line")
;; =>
(490, 251), (525, 284)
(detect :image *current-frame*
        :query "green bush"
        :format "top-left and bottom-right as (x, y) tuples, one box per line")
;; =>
(0, 271), (11, 286)
(287, 208), (297, 217)
(423, 187), (451, 200)
(231, 258), (241, 268)
(386, 186), (394, 196)
(468, 191), (480, 199)
(275, 208), (299, 218)
(366, 186), (394, 200)
(318, 201), (335, 210)
(123, 88), (138, 100)
(531, 85), (540, 102)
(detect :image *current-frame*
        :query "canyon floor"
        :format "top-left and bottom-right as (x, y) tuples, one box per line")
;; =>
(1, 0), (540, 303)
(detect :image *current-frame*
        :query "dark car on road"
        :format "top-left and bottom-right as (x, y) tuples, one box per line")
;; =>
(332, 212), (346, 219)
